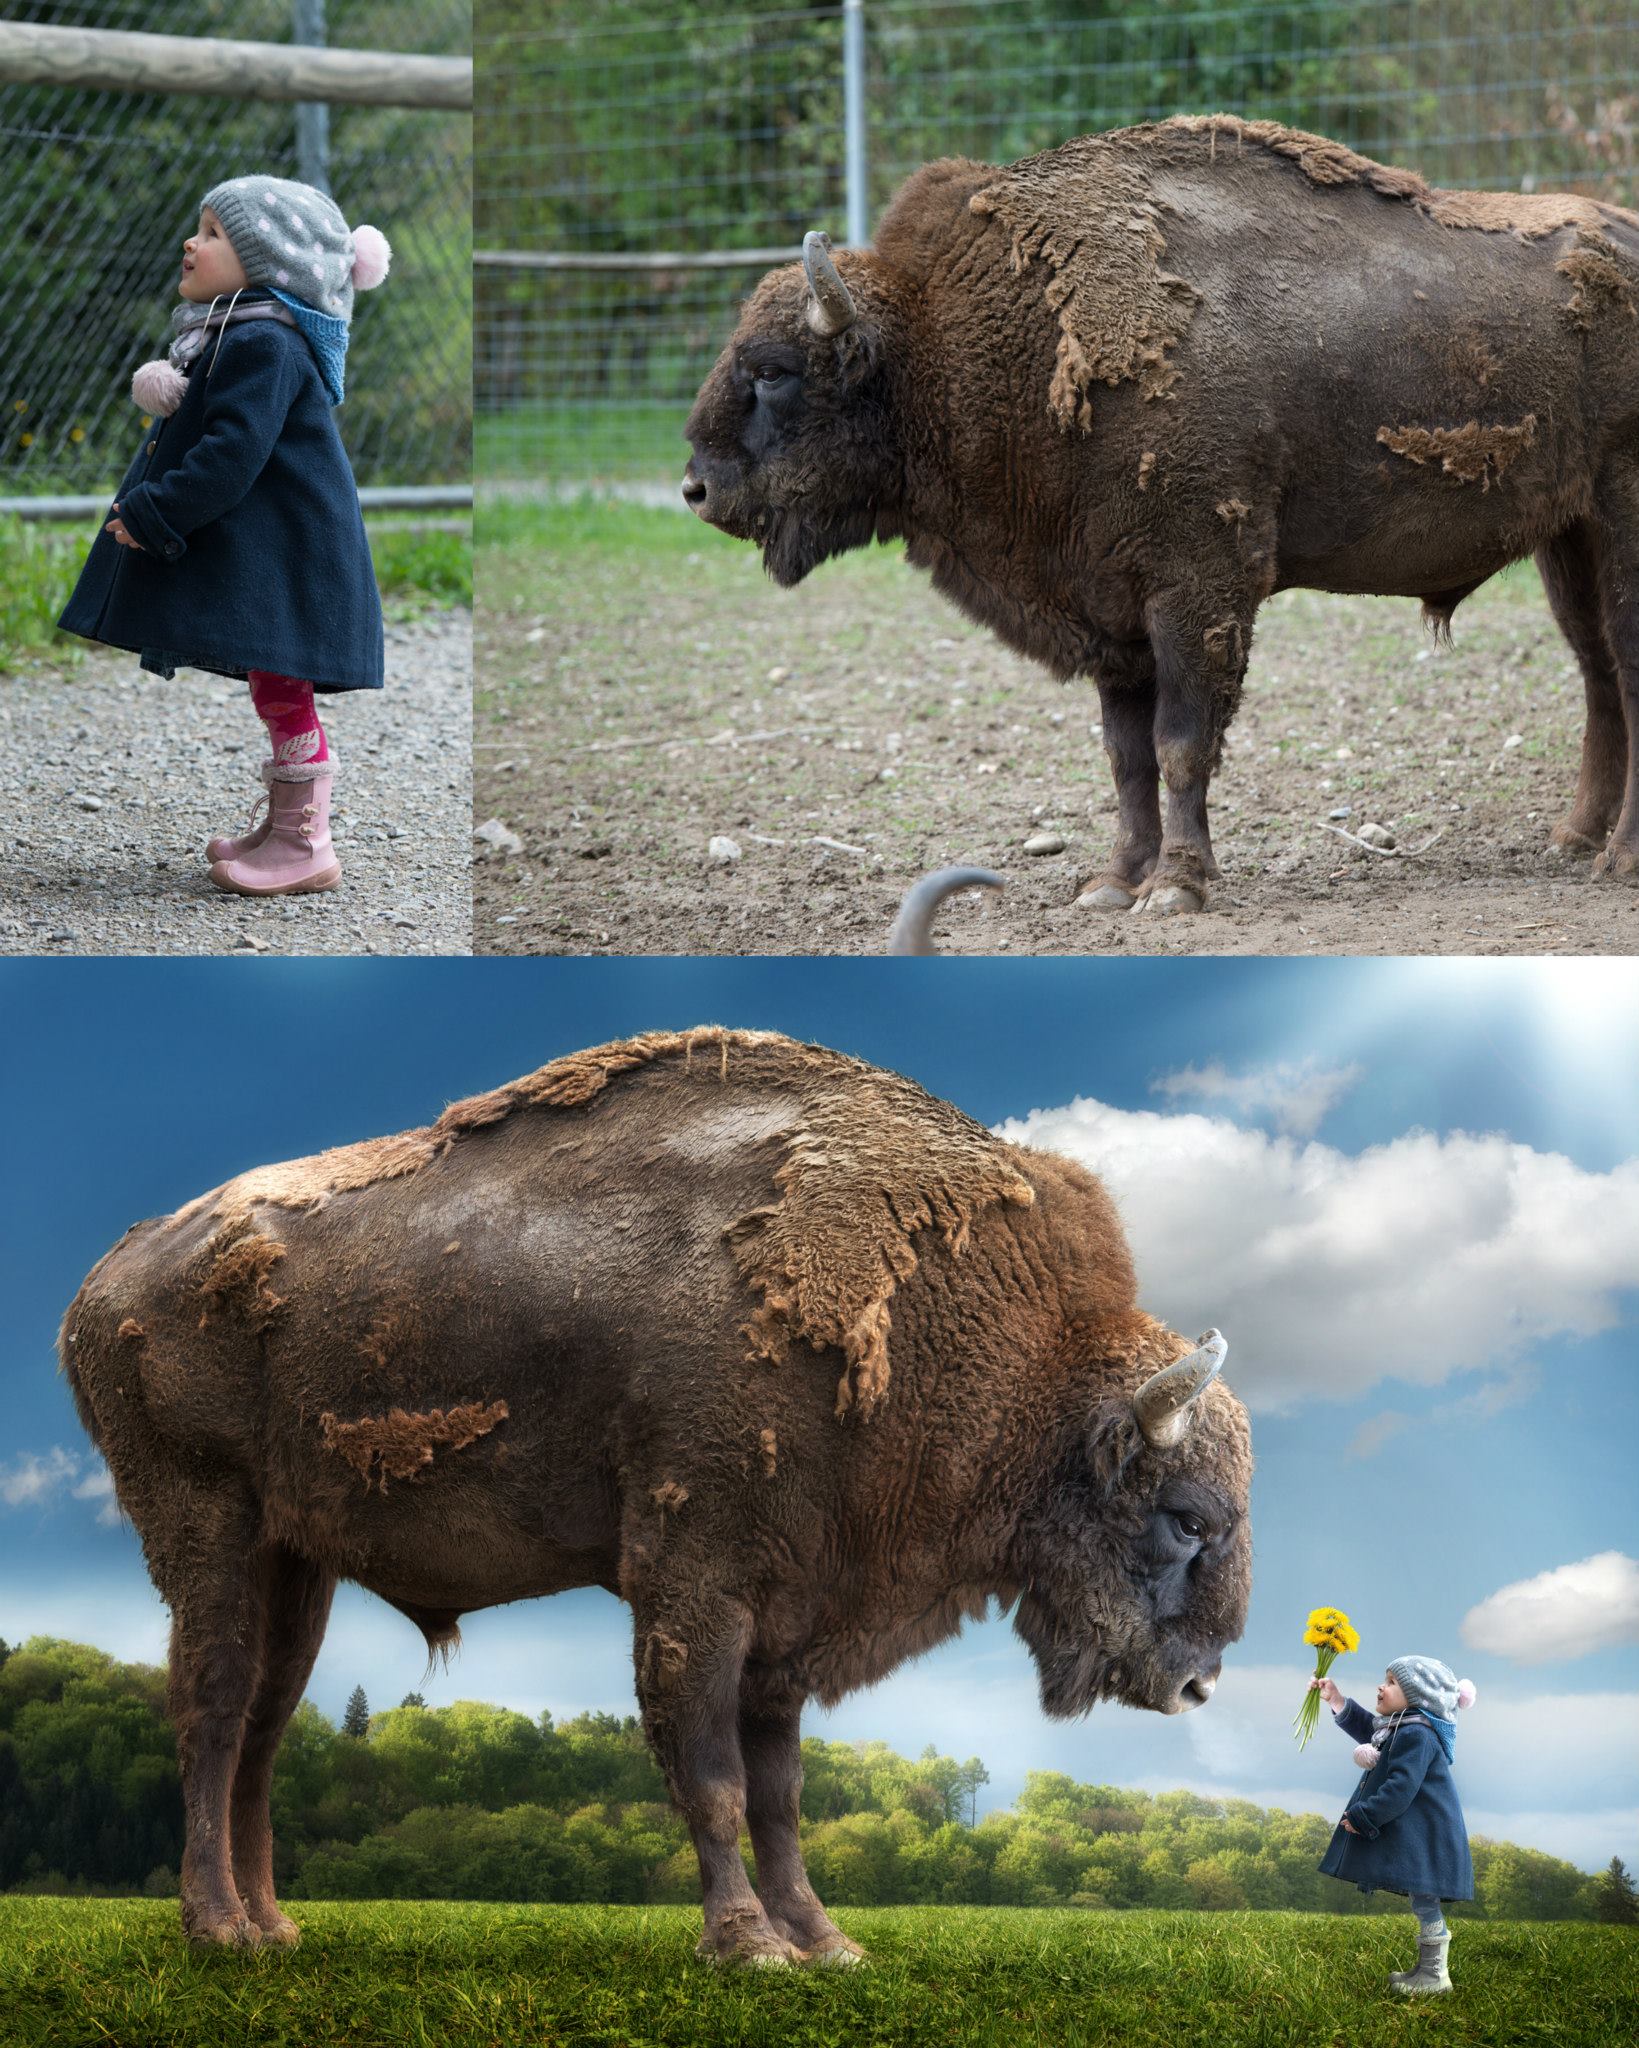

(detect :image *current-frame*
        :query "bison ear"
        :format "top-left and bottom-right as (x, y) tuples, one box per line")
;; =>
(1132, 1330), (1227, 1450)
(803, 231), (858, 338)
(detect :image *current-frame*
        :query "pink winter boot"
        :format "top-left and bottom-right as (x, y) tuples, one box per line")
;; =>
(205, 761), (275, 863)
(208, 763), (341, 896)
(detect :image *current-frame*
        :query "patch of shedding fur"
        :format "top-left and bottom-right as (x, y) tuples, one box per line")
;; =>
(117, 1318), (145, 1341)
(642, 1628), (690, 1691)
(177, 1027), (800, 1235)
(1162, 114), (1636, 238)
(1215, 499), (1250, 524)
(1137, 450), (1156, 490)
(319, 1399), (509, 1494)
(652, 1479), (689, 1512)
(969, 143), (1201, 431)
(196, 1226), (287, 1333)
(1376, 414), (1538, 489)
(1202, 619), (1246, 670)
(1556, 229), (1639, 330)
(759, 1427), (778, 1477)
(722, 1079), (1036, 1422)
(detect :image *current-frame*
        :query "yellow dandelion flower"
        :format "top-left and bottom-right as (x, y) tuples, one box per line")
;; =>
(69, 426), (85, 443)
(19, 432), (32, 447)
(1294, 1603), (1358, 1749)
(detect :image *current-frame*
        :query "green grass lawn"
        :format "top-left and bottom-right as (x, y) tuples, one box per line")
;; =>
(477, 403), (685, 484)
(2, 1900), (1633, 2047)
(0, 516), (470, 672)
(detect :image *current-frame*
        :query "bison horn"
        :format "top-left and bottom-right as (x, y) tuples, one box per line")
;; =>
(803, 230), (858, 337)
(1132, 1330), (1227, 1449)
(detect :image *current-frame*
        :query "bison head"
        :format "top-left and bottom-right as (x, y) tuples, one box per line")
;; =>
(1014, 1331), (1252, 1718)
(683, 233), (898, 587)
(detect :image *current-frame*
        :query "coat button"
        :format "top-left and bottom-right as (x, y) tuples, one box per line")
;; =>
(146, 440), (156, 454)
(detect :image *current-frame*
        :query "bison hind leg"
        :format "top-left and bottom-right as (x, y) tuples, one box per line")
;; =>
(1537, 522), (1626, 857)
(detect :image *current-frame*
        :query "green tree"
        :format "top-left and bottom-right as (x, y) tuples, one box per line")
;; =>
(1593, 1856), (1639, 1925)
(342, 1686), (370, 1739)
(399, 1692), (427, 1710)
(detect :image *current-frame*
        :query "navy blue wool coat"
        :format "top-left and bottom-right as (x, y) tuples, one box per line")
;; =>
(59, 312), (383, 692)
(1319, 1698), (1474, 1902)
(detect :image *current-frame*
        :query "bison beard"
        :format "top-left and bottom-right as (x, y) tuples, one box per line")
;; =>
(60, 1028), (1251, 1967)
(685, 116), (1639, 910)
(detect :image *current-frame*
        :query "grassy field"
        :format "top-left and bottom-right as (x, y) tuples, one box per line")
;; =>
(476, 403), (685, 485)
(2, 1899), (1633, 2048)
(0, 517), (471, 672)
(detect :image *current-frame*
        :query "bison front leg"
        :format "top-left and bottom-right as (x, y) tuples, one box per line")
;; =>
(1078, 670), (1163, 909)
(1128, 593), (1251, 914)
(633, 1598), (800, 1967)
(740, 1679), (865, 1967)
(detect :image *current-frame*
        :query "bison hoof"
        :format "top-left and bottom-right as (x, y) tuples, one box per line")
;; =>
(1593, 841), (1639, 881)
(802, 1939), (869, 1967)
(1547, 827), (1603, 859)
(1077, 880), (1139, 910)
(253, 1913), (301, 1947)
(185, 1910), (264, 1950)
(695, 1931), (799, 1968)
(1134, 882), (1204, 917)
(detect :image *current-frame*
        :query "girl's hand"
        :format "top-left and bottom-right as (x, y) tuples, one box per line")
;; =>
(1340, 1815), (1360, 1835)
(106, 503), (142, 550)
(1309, 1675), (1344, 1708)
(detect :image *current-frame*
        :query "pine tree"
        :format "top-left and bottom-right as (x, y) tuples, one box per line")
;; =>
(1594, 1856), (1639, 1925)
(399, 1692), (427, 1710)
(342, 1685), (371, 1738)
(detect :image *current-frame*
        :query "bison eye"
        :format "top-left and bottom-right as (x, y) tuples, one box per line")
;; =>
(754, 367), (795, 395)
(1172, 1511), (1207, 1541)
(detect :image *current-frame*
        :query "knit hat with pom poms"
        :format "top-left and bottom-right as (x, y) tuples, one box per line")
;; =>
(131, 178), (390, 414)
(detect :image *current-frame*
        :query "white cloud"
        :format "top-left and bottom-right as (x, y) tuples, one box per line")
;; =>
(993, 1097), (1639, 1411)
(0, 1446), (120, 1525)
(1346, 1411), (1410, 1461)
(1461, 1552), (1639, 1664)
(1152, 1058), (1362, 1137)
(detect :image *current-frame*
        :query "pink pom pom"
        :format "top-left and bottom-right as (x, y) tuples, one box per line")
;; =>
(351, 225), (391, 290)
(1456, 1679), (1476, 1709)
(1353, 1743), (1379, 1769)
(131, 359), (187, 416)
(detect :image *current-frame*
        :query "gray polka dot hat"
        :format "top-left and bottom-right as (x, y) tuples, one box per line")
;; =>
(201, 175), (390, 323)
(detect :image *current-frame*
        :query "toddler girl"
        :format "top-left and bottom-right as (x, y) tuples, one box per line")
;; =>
(1313, 1655), (1476, 1994)
(59, 177), (391, 895)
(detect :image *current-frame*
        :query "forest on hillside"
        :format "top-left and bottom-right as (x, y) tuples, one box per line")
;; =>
(3, 1636), (1630, 1921)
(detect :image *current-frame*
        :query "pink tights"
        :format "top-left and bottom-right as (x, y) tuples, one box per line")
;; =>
(248, 669), (329, 771)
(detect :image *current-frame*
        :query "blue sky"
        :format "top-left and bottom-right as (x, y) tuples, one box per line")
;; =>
(2, 957), (1635, 1871)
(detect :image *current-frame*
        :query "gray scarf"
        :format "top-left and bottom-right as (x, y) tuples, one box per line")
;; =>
(169, 289), (295, 377)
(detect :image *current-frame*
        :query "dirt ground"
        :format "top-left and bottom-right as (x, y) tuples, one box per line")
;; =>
(474, 514), (1637, 957)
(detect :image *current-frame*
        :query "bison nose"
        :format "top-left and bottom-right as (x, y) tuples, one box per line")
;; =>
(1181, 1674), (1216, 1708)
(681, 468), (708, 512)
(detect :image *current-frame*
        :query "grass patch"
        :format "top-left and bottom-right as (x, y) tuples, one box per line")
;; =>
(477, 402), (685, 484)
(3, 1899), (1634, 2048)
(0, 516), (468, 671)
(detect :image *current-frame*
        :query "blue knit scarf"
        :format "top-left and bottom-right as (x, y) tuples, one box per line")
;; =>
(269, 288), (349, 404)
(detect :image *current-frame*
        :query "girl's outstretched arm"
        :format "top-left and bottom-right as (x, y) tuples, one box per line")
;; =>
(1342, 1725), (1436, 1837)
(1333, 1696), (1375, 1743)
(116, 326), (301, 560)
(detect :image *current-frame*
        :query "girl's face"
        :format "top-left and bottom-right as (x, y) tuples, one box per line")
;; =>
(180, 209), (249, 301)
(1375, 1672), (1409, 1713)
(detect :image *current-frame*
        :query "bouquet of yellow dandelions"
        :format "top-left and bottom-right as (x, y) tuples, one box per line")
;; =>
(1293, 1606), (1359, 1750)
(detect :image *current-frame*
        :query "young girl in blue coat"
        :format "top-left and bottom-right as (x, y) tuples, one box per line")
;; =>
(59, 176), (390, 896)
(1313, 1654), (1477, 1995)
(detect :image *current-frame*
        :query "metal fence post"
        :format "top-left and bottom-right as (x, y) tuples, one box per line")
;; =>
(294, 0), (330, 194)
(844, 0), (867, 246)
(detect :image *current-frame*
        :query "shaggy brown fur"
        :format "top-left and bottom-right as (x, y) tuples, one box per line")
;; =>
(684, 116), (1639, 905)
(61, 1031), (1251, 1965)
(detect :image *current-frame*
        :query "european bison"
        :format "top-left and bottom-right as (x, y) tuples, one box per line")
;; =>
(683, 116), (1639, 912)
(61, 1028), (1251, 1964)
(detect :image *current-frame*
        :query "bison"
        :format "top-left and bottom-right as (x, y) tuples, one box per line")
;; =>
(683, 116), (1639, 913)
(61, 1028), (1251, 1964)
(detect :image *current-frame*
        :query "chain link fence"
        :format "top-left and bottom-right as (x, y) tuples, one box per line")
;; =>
(477, 0), (1639, 490)
(1, 0), (471, 497)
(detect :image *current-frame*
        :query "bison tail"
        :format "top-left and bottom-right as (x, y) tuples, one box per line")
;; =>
(887, 866), (1005, 955)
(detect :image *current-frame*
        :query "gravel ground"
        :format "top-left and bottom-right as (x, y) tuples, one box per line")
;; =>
(2, 608), (471, 956)
(475, 521), (1638, 957)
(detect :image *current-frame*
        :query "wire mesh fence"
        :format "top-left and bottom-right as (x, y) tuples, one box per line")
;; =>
(477, 0), (1639, 489)
(0, 0), (472, 497)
